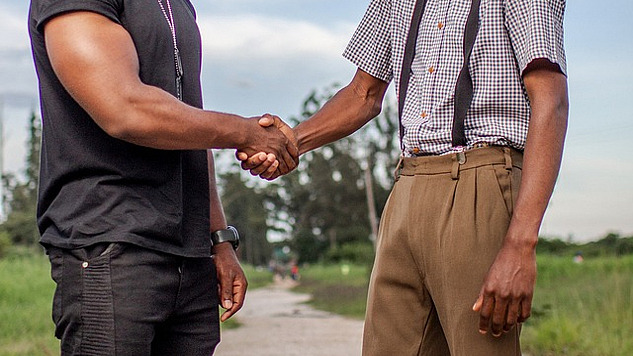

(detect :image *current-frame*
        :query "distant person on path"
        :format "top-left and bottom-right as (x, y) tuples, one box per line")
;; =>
(573, 251), (584, 263)
(239, 0), (568, 354)
(28, 0), (298, 354)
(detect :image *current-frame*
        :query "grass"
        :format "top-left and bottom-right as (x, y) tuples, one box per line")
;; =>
(0, 248), (58, 356)
(2, 249), (631, 355)
(294, 256), (633, 356)
(293, 263), (370, 319)
(521, 255), (633, 356)
(0, 248), (273, 356)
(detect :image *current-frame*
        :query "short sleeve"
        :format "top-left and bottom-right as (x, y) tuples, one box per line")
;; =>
(505, 0), (567, 75)
(343, 0), (393, 82)
(34, 0), (122, 32)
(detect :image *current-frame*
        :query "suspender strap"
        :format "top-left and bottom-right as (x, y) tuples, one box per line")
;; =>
(398, 0), (428, 150)
(452, 0), (482, 147)
(398, 0), (483, 152)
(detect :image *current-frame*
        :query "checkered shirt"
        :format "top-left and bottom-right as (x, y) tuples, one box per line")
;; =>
(344, 0), (567, 156)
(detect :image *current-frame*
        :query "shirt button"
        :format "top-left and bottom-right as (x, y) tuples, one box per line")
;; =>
(420, 112), (428, 118)
(438, 22), (444, 29)
(412, 148), (421, 154)
(428, 67), (435, 74)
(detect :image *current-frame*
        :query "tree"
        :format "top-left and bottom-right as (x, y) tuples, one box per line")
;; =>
(218, 170), (272, 266)
(0, 110), (41, 246)
(266, 84), (400, 263)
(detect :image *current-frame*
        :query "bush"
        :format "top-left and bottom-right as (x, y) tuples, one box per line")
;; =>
(325, 242), (375, 266)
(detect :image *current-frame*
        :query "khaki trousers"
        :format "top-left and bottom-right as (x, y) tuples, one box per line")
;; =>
(363, 146), (523, 356)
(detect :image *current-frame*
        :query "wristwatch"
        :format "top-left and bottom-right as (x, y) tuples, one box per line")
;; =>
(211, 226), (240, 250)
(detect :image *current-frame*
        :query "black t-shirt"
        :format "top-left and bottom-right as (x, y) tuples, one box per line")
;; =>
(29, 0), (211, 257)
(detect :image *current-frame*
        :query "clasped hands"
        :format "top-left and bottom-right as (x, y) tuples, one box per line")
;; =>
(236, 114), (298, 180)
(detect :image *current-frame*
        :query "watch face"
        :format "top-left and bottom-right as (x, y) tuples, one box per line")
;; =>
(212, 226), (239, 250)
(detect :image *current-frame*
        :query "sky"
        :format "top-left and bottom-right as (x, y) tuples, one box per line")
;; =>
(0, 0), (632, 242)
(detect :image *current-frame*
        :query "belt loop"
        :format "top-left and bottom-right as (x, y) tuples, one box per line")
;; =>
(503, 147), (512, 171)
(394, 155), (405, 182)
(451, 154), (460, 180)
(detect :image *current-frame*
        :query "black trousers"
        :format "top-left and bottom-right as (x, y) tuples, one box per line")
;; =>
(47, 243), (220, 356)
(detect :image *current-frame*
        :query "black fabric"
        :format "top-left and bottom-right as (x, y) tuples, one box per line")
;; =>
(29, 0), (211, 257)
(48, 243), (220, 355)
(452, 0), (483, 147)
(399, 0), (483, 150)
(398, 0), (428, 150)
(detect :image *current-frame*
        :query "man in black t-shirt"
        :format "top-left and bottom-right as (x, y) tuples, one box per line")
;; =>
(29, 0), (298, 354)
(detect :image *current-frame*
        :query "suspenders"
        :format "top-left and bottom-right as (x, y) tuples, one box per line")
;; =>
(398, 0), (483, 152)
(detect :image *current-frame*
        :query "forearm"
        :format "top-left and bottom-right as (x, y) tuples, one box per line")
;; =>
(294, 69), (389, 154)
(505, 66), (569, 248)
(108, 85), (250, 150)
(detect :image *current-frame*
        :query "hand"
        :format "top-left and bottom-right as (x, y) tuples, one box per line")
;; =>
(472, 238), (537, 337)
(212, 242), (248, 322)
(237, 115), (299, 180)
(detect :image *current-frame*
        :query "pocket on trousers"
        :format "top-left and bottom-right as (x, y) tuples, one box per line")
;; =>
(481, 166), (513, 219)
(80, 251), (117, 355)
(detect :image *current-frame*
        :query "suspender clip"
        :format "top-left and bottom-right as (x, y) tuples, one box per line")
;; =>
(452, 146), (467, 165)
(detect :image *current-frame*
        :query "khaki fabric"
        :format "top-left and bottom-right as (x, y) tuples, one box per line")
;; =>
(363, 147), (523, 356)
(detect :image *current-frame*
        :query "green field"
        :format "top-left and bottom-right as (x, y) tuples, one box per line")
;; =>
(296, 256), (633, 356)
(0, 249), (271, 355)
(0, 249), (58, 356)
(2, 251), (632, 356)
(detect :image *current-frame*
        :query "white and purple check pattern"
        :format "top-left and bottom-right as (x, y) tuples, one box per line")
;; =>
(344, 0), (567, 156)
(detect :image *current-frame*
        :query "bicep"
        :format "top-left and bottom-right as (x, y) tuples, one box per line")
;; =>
(523, 59), (568, 115)
(44, 11), (142, 129)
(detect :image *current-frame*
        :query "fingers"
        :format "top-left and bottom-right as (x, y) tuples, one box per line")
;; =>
(237, 151), (265, 166)
(272, 116), (299, 168)
(259, 160), (280, 180)
(247, 154), (277, 176)
(236, 114), (299, 178)
(518, 295), (532, 323)
(220, 274), (248, 322)
(475, 293), (525, 337)
(505, 299), (521, 333)
(490, 297), (508, 337)
(477, 293), (495, 335)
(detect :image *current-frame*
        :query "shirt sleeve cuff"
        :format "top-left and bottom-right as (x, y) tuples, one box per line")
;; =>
(35, 0), (121, 32)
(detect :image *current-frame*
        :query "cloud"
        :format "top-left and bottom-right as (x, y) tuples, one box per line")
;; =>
(198, 14), (357, 117)
(0, 5), (30, 52)
(198, 14), (355, 61)
(0, 4), (38, 100)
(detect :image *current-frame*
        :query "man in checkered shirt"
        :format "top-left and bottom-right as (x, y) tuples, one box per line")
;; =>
(240, 0), (568, 354)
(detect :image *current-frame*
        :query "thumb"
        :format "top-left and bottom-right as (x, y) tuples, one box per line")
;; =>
(236, 151), (248, 161)
(258, 114), (275, 127)
(473, 294), (483, 312)
(220, 275), (234, 309)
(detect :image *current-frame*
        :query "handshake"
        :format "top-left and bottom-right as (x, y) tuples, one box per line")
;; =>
(235, 113), (299, 181)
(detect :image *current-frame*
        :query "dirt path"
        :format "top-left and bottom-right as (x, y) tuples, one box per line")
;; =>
(215, 280), (364, 356)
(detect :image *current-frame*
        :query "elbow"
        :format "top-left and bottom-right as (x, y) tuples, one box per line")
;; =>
(94, 107), (138, 141)
(92, 85), (162, 142)
(102, 121), (139, 142)
(369, 99), (383, 119)
(350, 70), (388, 120)
(92, 99), (150, 142)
